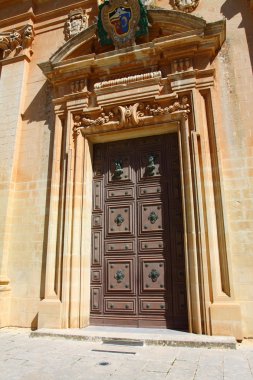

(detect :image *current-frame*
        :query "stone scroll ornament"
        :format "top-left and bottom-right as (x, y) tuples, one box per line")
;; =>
(64, 8), (88, 41)
(97, 0), (149, 49)
(72, 97), (191, 138)
(174, 0), (200, 12)
(0, 24), (34, 58)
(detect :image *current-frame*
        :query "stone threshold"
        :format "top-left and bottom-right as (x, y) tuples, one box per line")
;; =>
(30, 326), (237, 349)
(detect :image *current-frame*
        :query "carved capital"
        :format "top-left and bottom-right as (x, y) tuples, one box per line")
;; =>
(0, 24), (34, 59)
(64, 8), (88, 41)
(173, 0), (200, 13)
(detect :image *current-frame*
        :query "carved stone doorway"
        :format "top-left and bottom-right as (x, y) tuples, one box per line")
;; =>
(90, 133), (188, 329)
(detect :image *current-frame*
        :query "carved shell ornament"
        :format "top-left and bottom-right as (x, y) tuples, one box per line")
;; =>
(174, 0), (200, 13)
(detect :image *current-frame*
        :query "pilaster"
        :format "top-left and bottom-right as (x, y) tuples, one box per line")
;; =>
(0, 43), (33, 326)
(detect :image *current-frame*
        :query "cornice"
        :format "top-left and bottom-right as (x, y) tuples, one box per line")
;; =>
(39, 21), (224, 84)
(0, 0), (93, 31)
(0, 11), (35, 30)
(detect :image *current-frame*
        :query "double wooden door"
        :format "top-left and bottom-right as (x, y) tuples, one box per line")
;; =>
(90, 133), (188, 329)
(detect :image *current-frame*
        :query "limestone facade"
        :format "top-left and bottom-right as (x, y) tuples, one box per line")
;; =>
(0, 0), (252, 340)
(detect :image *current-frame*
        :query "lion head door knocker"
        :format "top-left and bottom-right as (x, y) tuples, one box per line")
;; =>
(174, 0), (200, 13)
(145, 154), (156, 176)
(98, 0), (149, 49)
(113, 159), (123, 180)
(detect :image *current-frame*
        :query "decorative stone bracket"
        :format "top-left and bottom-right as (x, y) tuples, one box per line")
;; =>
(72, 97), (190, 138)
(173, 0), (200, 13)
(0, 24), (34, 59)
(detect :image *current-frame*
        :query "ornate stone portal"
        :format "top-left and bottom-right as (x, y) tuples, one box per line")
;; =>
(37, 9), (242, 339)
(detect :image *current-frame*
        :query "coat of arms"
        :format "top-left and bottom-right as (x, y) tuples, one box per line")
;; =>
(174, 0), (200, 13)
(98, 0), (149, 49)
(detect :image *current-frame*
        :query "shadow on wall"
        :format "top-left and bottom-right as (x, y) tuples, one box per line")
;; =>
(221, 0), (253, 73)
(22, 81), (54, 126)
(23, 81), (56, 303)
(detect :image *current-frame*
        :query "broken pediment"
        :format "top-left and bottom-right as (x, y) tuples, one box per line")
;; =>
(38, 8), (225, 119)
(39, 9), (225, 82)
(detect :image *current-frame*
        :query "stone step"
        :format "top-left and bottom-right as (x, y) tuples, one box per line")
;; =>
(31, 326), (237, 349)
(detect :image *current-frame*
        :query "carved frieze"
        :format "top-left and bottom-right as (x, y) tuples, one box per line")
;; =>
(173, 0), (200, 13)
(73, 98), (190, 138)
(64, 8), (88, 41)
(0, 24), (34, 58)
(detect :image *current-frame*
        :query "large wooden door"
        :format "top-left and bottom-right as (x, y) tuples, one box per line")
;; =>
(90, 133), (188, 330)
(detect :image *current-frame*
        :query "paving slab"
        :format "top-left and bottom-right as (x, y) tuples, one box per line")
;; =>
(31, 325), (237, 349)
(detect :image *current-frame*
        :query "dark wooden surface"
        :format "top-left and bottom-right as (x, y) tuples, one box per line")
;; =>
(90, 133), (188, 330)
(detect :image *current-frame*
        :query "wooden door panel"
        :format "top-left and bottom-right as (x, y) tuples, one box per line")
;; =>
(92, 214), (103, 229)
(91, 231), (102, 266)
(106, 203), (134, 237)
(104, 298), (136, 314)
(105, 258), (135, 294)
(91, 269), (102, 283)
(93, 180), (103, 212)
(139, 299), (168, 314)
(137, 184), (162, 198)
(106, 186), (134, 201)
(138, 201), (165, 235)
(90, 134), (188, 330)
(139, 258), (166, 294)
(107, 155), (134, 185)
(139, 238), (165, 253)
(105, 239), (135, 255)
(138, 151), (162, 181)
(91, 287), (102, 313)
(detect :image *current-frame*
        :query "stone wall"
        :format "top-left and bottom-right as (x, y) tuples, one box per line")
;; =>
(0, 0), (253, 337)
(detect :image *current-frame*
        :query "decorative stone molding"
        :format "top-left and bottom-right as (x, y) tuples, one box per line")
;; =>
(0, 24), (34, 58)
(173, 0), (200, 13)
(94, 71), (161, 89)
(171, 58), (193, 74)
(141, 0), (157, 9)
(73, 97), (190, 137)
(145, 97), (190, 117)
(64, 8), (88, 41)
(70, 79), (87, 93)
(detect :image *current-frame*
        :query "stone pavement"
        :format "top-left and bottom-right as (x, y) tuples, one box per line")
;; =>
(1, 328), (253, 380)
